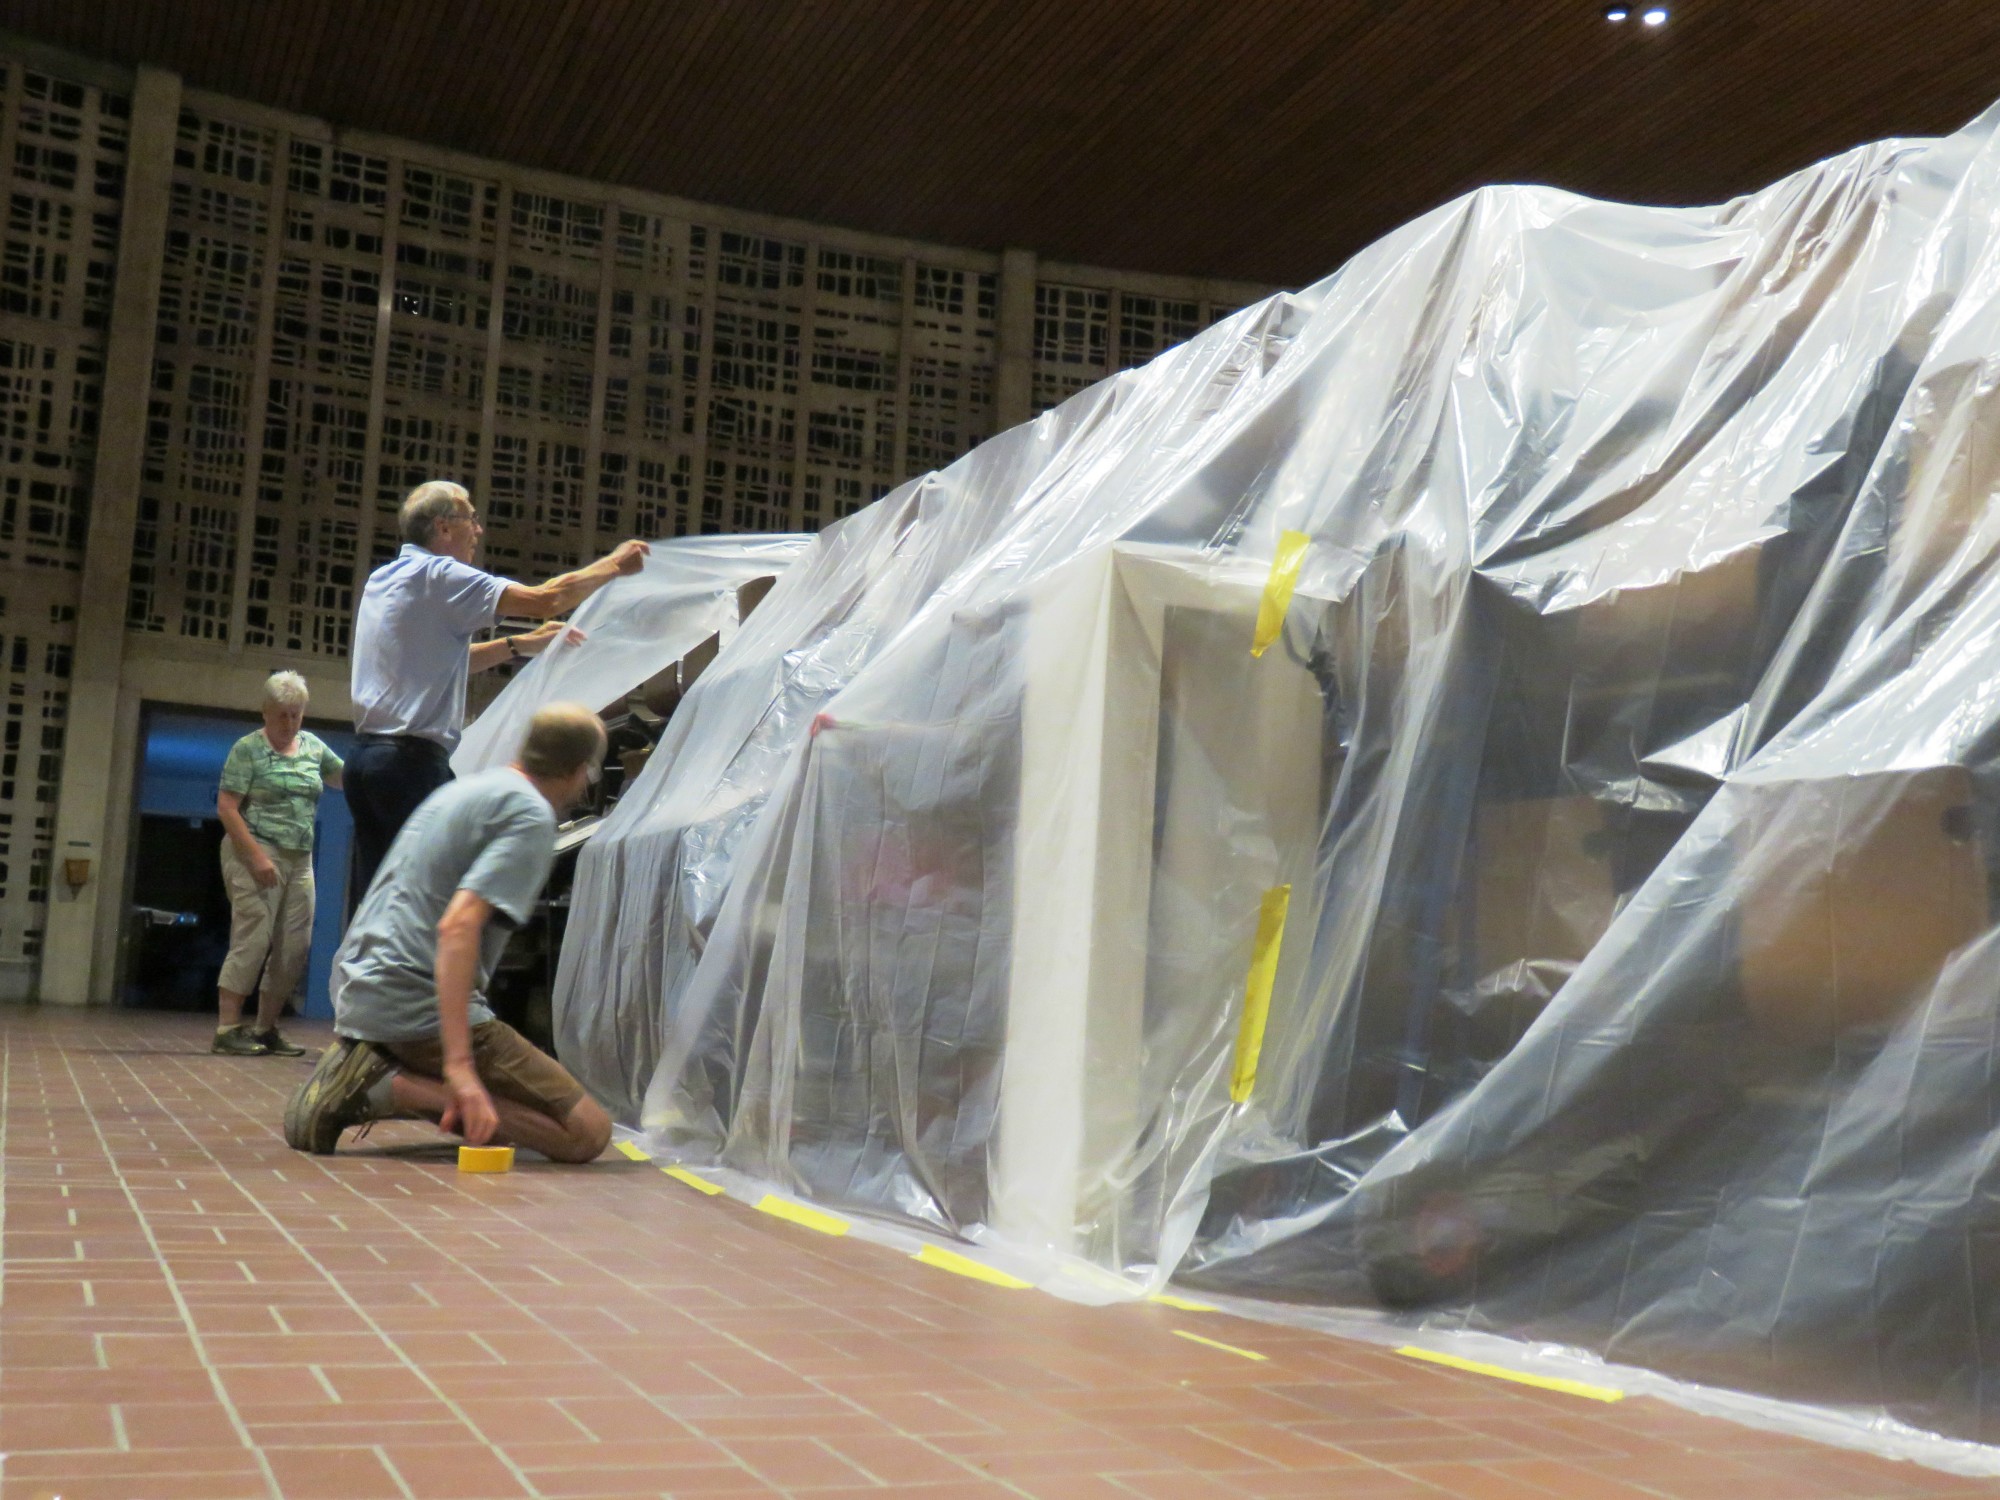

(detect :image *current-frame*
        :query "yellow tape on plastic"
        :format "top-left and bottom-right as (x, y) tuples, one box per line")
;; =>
(913, 1245), (1031, 1289)
(1396, 1346), (1624, 1402)
(755, 1194), (849, 1236)
(1229, 885), (1292, 1103)
(664, 1166), (724, 1196)
(614, 1140), (652, 1162)
(1250, 530), (1310, 658)
(1150, 1292), (1221, 1313)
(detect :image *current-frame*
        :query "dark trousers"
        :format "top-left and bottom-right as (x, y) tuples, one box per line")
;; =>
(345, 735), (454, 913)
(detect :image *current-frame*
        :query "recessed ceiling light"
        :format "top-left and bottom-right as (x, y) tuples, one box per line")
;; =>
(1641, 5), (1669, 23)
(1603, 5), (1630, 19)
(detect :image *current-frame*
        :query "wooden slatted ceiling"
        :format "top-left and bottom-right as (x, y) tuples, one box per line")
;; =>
(12, 0), (2000, 287)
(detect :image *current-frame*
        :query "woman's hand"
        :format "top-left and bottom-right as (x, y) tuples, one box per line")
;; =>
(250, 854), (280, 890)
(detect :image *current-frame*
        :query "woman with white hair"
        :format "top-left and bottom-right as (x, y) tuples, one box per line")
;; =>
(213, 671), (345, 1056)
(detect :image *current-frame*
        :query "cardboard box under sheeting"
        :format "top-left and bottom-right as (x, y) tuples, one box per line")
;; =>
(1473, 795), (1619, 989)
(1737, 765), (1986, 1044)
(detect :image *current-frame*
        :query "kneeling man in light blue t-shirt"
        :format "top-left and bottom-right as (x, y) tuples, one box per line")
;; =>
(284, 702), (613, 1163)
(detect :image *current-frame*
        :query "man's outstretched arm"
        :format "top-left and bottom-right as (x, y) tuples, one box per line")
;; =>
(495, 539), (651, 619)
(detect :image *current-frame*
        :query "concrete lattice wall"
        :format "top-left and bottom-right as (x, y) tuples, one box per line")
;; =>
(0, 32), (1267, 1004)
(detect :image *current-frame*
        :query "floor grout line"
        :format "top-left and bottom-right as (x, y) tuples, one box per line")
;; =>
(69, 1038), (544, 1499)
(52, 1042), (287, 1500)
(3, 1012), (1981, 1500)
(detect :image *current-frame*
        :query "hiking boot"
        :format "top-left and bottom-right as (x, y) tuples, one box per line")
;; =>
(251, 1026), (306, 1057)
(283, 1038), (391, 1154)
(212, 1024), (268, 1056)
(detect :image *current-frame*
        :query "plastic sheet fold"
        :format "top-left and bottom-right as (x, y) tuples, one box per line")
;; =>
(451, 535), (808, 776)
(545, 104), (2000, 1446)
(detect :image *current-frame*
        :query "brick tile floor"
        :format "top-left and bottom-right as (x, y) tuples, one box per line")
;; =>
(2, 1008), (1995, 1500)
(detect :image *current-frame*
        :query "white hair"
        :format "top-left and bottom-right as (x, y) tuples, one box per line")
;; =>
(401, 480), (470, 545)
(263, 670), (309, 709)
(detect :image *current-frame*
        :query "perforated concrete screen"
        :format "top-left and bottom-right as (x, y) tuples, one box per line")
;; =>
(129, 95), (1241, 661)
(117, 91), (1240, 648)
(0, 35), (1260, 992)
(0, 61), (126, 983)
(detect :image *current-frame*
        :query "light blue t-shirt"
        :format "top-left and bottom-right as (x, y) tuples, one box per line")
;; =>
(331, 769), (555, 1043)
(350, 544), (515, 750)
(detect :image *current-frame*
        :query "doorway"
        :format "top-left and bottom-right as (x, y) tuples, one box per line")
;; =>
(125, 707), (355, 1018)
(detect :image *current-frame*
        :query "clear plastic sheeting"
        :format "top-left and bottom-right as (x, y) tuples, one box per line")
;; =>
(450, 535), (809, 776)
(552, 104), (2000, 1446)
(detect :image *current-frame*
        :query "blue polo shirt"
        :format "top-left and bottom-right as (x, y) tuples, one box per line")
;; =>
(350, 544), (515, 751)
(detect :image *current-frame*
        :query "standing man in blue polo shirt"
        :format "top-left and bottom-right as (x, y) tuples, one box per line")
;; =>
(345, 479), (648, 903)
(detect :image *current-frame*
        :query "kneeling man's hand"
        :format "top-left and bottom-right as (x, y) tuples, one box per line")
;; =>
(441, 1061), (500, 1146)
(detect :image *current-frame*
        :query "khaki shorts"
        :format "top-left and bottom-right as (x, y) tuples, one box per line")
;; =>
(380, 1021), (586, 1121)
(218, 839), (315, 1003)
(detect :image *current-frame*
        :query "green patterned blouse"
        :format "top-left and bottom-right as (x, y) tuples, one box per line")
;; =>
(219, 729), (344, 853)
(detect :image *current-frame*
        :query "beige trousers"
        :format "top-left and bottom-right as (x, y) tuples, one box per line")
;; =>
(218, 839), (316, 1006)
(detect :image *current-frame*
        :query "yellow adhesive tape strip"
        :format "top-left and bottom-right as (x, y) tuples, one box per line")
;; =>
(1229, 885), (1292, 1103)
(1250, 529), (1310, 658)
(913, 1244), (1031, 1289)
(663, 1165), (724, 1196)
(755, 1194), (849, 1236)
(1150, 1292), (1221, 1313)
(614, 1140), (652, 1162)
(1172, 1329), (1268, 1362)
(1396, 1346), (1624, 1403)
